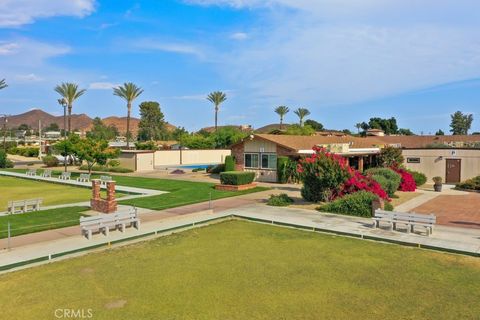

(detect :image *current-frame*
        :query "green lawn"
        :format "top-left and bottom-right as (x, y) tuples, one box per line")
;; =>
(1, 169), (269, 210)
(0, 206), (90, 238)
(0, 221), (478, 319)
(0, 176), (92, 210)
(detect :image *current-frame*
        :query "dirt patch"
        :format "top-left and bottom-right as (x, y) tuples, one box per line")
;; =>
(105, 299), (127, 309)
(80, 267), (94, 275)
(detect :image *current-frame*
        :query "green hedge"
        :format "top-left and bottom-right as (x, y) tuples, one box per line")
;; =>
(0, 150), (13, 168)
(224, 155), (235, 172)
(277, 156), (289, 184)
(8, 146), (39, 157)
(318, 191), (379, 217)
(220, 171), (255, 185)
(79, 165), (133, 173)
(406, 169), (427, 186)
(456, 176), (480, 191)
(267, 193), (294, 206)
(365, 167), (401, 197)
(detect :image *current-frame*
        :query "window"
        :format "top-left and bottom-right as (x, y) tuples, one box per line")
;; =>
(261, 154), (277, 169)
(407, 157), (421, 164)
(244, 153), (259, 168)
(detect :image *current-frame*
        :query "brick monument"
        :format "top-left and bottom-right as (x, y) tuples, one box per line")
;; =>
(90, 179), (117, 213)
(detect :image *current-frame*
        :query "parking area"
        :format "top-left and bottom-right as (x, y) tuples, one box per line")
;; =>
(413, 193), (480, 229)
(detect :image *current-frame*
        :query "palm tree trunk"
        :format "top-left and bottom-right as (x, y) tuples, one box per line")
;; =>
(215, 105), (218, 131)
(68, 105), (72, 133)
(126, 103), (131, 149)
(280, 116), (283, 130)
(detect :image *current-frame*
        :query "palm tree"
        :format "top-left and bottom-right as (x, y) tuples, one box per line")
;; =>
(207, 91), (227, 131)
(54, 83), (86, 133)
(113, 82), (143, 148)
(294, 108), (310, 127)
(0, 79), (7, 90)
(355, 122), (363, 134)
(274, 106), (289, 130)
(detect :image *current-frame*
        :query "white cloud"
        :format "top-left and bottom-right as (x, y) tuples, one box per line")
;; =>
(15, 73), (43, 82)
(89, 82), (120, 90)
(188, 0), (480, 107)
(0, 42), (19, 55)
(130, 39), (204, 57)
(230, 32), (248, 40)
(0, 0), (96, 27)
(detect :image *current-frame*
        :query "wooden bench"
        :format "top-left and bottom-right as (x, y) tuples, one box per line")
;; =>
(7, 198), (43, 214)
(26, 169), (37, 176)
(80, 208), (140, 240)
(58, 172), (71, 180)
(41, 169), (52, 178)
(77, 173), (91, 183)
(100, 175), (112, 186)
(372, 209), (436, 236)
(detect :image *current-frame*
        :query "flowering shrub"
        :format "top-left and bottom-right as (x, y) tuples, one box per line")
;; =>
(392, 167), (416, 192)
(297, 146), (350, 202)
(297, 146), (389, 202)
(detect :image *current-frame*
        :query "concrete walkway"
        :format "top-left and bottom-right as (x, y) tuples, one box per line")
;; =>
(228, 204), (480, 256)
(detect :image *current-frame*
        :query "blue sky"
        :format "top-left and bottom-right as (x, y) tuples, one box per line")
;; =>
(1, 0), (479, 134)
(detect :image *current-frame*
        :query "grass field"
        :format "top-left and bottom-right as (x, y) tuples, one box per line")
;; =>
(0, 221), (478, 319)
(1, 169), (269, 210)
(0, 206), (89, 238)
(0, 176), (92, 210)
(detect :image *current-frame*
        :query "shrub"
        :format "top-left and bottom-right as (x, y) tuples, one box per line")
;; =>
(433, 176), (443, 185)
(8, 146), (39, 157)
(135, 141), (158, 150)
(0, 149), (13, 168)
(220, 171), (255, 185)
(192, 167), (206, 172)
(365, 167), (401, 197)
(298, 147), (350, 202)
(406, 169), (427, 186)
(456, 176), (480, 190)
(267, 193), (294, 206)
(79, 164), (133, 173)
(107, 159), (120, 168)
(42, 155), (59, 167)
(224, 155), (235, 172)
(392, 167), (416, 191)
(384, 202), (394, 211)
(379, 146), (404, 167)
(318, 191), (379, 217)
(340, 171), (389, 200)
(207, 164), (225, 174)
(277, 156), (289, 183)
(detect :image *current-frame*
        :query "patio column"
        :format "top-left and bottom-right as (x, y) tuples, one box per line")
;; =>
(358, 156), (364, 172)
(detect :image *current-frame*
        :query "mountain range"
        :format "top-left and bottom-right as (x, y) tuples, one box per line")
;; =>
(5, 109), (177, 135)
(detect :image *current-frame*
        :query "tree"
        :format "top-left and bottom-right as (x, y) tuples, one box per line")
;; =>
(180, 134), (215, 149)
(87, 117), (119, 141)
(207, 91), (227, 131)
(54, 83), (86, 133)
(294, 108), (310, 127)
(210, 127), (248, 148)
(304, 119), (324, 131)
(170, 127), (189, 140)
(450, 111), (473, 135)
(45, 123), (60, 132)
(137, 101), (166, 141)
(355, 122), (363, 134)
(367, 117), (398, 135)
(398, 128), (414, 136)
(72, 137), (120, 173)
(435, 129), (445, 136)
(285, 124), (315, 136)
(113, 82), (144, 148)
(0, 79), (7, 90)
(379, 146), (404, 167)
(274, 106), (289, 129)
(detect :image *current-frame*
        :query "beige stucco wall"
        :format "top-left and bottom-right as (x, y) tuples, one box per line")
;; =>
(153, 150), (231, 167)
(117, 152), (136, 171)
(136, 153), (155, 171)
(402, 149), (480, 183)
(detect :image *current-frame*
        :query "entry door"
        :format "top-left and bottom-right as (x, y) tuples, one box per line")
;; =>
(445, 159), (461, 183)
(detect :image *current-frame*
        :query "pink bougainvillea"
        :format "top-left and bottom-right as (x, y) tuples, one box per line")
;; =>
(392, 167), (416, 192)
(297, 146), (390, 202)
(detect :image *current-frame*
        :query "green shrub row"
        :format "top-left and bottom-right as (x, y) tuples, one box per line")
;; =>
(0, 150), (14, 168)
(456, 176), (480, 191)
(79, 165), (133, 173)
(219, 171), (255, 185)
(267, 193), (294, 207)
(318, 191), (389, 217)
(8, 146), (39, 157)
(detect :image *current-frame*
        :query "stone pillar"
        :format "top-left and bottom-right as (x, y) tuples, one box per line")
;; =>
(106, 181), (116, 201)
(371, 197), (385, 216)
(91, 179), (101, 200)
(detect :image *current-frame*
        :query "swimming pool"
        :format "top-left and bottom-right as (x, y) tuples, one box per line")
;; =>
(176, 164), (216, 169)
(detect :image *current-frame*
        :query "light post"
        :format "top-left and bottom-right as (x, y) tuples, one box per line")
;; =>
(58, 98), (68, 172)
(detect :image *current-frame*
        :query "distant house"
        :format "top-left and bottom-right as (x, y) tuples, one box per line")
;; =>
(366, 128), (385, 136)
(44, 131), (62, 139)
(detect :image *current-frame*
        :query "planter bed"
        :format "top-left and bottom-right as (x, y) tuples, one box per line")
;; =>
(215, 183), (257, 191)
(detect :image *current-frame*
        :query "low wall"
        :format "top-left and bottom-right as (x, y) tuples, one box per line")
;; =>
(154, 149), (231, 167)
